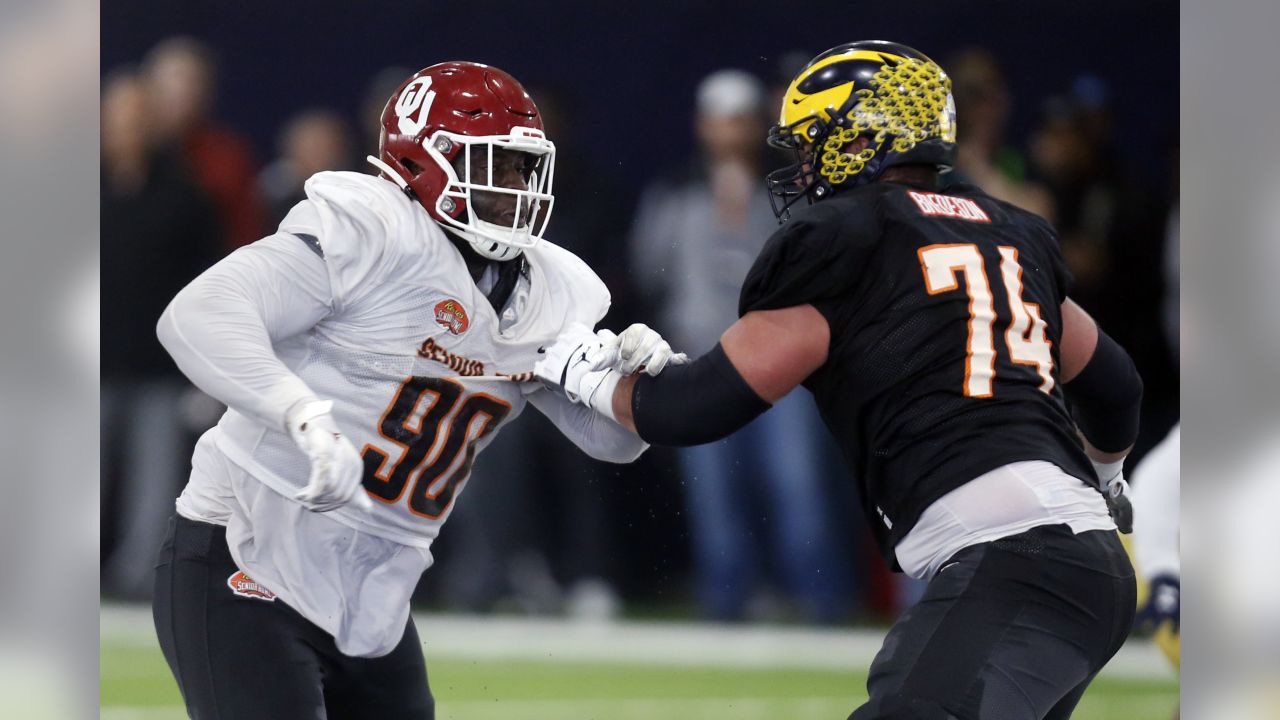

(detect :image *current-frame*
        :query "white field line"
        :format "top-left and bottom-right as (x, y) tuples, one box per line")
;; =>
(101, 603), (1175, 680)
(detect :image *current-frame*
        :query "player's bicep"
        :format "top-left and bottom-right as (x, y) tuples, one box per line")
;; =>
(1058, 297), (1099, 383)
(720, 305), (830, 403)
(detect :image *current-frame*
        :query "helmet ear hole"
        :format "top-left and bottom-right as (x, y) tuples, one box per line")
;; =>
(401, 157), (425, 177)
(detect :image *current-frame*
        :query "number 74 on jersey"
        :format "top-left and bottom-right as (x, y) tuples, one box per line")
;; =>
(918, 243), (1055, 398)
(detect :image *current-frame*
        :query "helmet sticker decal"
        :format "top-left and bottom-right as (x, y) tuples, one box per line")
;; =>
(395, 76), (437, 136)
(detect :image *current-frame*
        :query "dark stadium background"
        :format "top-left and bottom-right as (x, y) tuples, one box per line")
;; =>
(103, 0), (1176, 198)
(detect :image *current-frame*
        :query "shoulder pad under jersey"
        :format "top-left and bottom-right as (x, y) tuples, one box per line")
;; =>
(279, 171), (444, 309)
(526, 239), (612, 330)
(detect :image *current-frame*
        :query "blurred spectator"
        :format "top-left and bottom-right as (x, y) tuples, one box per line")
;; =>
(1031, 85), (1178, 461)
(1067, 74), (1116, 155)
(143, 37), (265, 251)
(101, 69), (221, 597)
(944, 48), (1054, 219)
(361, 66), (413, 160)
(630, 69), (850, 623)
(258, 109), (355, 227)
(1029, 91), (1121, 308)
(1163, 145), (1180, 364)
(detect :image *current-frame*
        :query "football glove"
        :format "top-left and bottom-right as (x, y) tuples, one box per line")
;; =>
(288, 400), (374, 513)
(611, 323), (689, 376)
(1093, 458), (1133, 534)
(532, 322), (619, 405)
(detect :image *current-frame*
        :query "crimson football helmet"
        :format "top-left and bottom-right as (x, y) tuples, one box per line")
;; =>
(368, 62), (555, 261)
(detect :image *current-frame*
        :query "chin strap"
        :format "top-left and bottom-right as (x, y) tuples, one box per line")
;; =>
(366, 155), (413, 195)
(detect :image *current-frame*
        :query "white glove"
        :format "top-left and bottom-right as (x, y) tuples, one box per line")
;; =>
(287, 400), (374, 513)
(1092, 458), (1132, 534)
(610, 323), (689, 376)
(532, 322), (626, 419)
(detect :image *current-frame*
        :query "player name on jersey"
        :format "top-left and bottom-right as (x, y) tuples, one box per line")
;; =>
(907, 191), (991, 223)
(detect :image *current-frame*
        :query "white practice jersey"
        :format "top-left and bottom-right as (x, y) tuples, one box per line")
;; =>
(162, 171), (644, 656)
(1131, 424), (1180, 579)
(213, 171), (610, 545)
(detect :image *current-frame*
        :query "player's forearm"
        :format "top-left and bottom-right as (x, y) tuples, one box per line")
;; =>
(611, 374), (639, 432)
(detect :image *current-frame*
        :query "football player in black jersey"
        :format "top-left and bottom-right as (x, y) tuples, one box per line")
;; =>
(539, 41), (1144, 719)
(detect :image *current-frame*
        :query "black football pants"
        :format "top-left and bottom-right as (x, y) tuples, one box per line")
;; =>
(152, 514), (435, 720)
(851, 524), (1136, 720)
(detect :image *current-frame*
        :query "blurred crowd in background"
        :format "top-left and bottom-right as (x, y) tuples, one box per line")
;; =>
(101, 34), (1178, 625)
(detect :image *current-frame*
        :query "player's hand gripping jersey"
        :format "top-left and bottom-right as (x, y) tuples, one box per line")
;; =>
(740, 181), (1098, 560)
(160, 171), (643, 655)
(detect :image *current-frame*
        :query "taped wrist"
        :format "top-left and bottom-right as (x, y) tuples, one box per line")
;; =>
(1065, 329), (1143, 453)
(582, 369), (622, 422)
(631, 343), (770, 446)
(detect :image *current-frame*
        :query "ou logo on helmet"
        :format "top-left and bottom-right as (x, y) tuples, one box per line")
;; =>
(395, 77), (437, 136)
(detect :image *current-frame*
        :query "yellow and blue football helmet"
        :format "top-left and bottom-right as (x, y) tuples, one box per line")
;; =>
(766, 40), (958, 218)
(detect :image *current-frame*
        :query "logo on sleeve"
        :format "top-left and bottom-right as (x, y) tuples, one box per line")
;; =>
(434, 299), (470, 335)
(907, 191), (991, 223)
(227, 571), (276, 602)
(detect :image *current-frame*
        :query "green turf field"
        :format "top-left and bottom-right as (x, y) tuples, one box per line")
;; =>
(101, 636), (1178, 720)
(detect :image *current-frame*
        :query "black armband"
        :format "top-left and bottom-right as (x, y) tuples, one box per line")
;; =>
(631, 343), (771, 447)
(1064, 329), (1143, 453)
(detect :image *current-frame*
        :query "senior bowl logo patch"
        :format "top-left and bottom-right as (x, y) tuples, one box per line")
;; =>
(227, 570), (276, 602)
(435, 299), (470, 335)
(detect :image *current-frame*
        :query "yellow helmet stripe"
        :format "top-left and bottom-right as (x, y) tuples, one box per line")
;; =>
(779, 49), (906, 130)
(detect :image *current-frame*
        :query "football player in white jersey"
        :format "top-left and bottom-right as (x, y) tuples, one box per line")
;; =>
(1131, 425), (1180, 690)
(151, 62), (681, 720)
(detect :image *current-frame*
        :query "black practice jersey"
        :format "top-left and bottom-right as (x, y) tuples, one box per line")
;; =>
(739, 181), (1097, 562)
